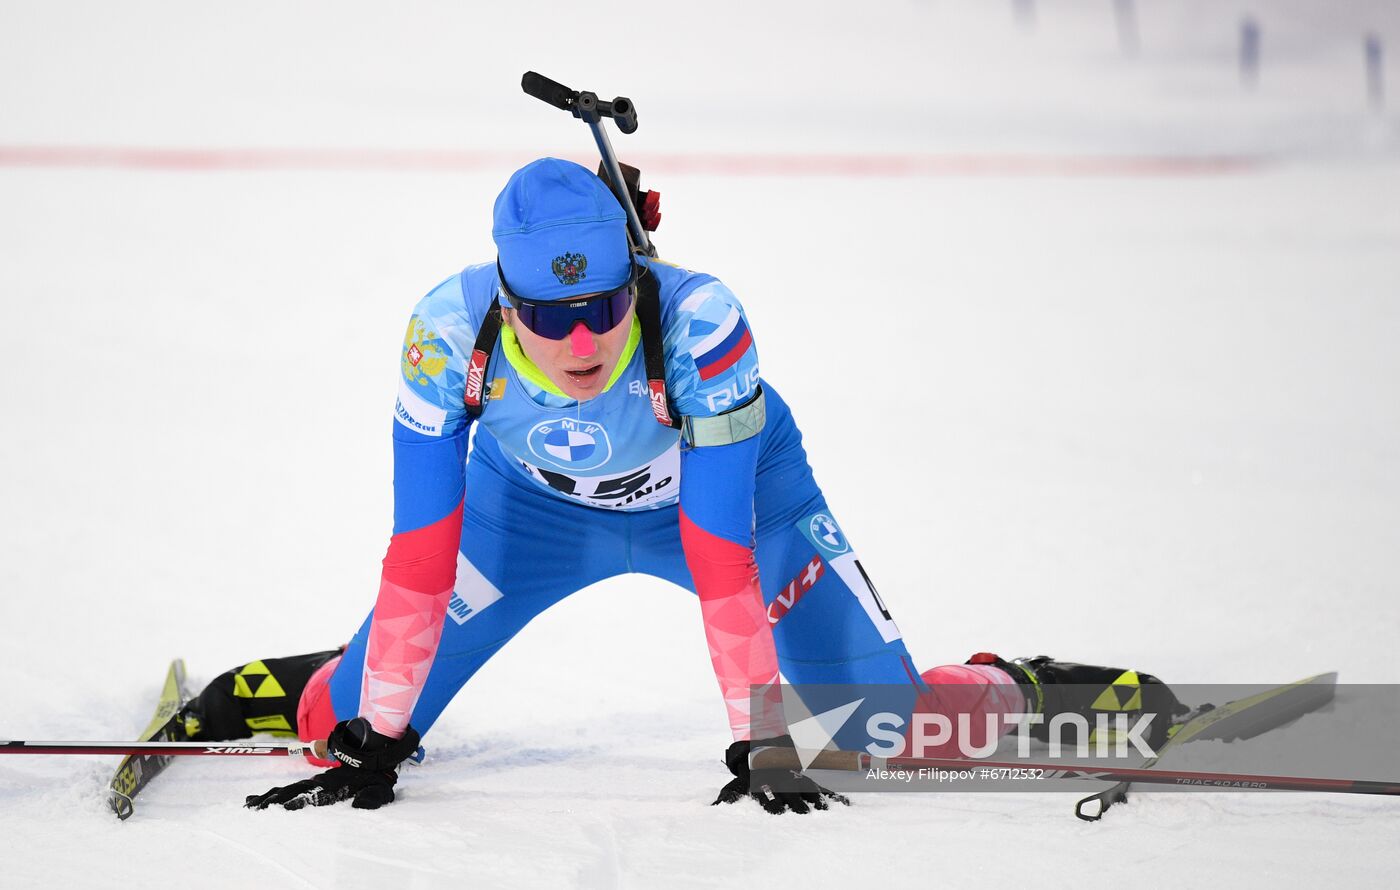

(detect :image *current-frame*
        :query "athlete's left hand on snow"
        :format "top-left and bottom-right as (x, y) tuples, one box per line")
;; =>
(245, 718), (421, 811)
(712, 736), (851, 814)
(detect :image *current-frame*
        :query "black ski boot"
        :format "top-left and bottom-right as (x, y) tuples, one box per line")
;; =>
(179, 648), (342, 741)
(967, 652), (1186, 748)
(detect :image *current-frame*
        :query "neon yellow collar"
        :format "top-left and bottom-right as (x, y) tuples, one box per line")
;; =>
(499, 315), (641, 398)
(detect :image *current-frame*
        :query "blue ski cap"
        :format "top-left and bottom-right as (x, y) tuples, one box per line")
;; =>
(492, 157), (630, 302)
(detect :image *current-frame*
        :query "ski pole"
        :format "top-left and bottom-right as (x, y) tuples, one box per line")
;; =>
(520, 71), (655, 257)
(2, 739), (328, 758)
(750, 748), (1400, 798)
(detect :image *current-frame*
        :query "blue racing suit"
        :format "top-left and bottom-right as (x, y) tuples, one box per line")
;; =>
(320, 256), (916, 745)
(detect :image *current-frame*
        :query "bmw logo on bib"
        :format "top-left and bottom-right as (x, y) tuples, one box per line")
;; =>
(545, 427), (595, 462)
(807, 513), (850, 555)
(527, 418), (612, 471)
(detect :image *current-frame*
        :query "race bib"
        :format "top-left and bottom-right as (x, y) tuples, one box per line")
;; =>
(517, 444), (680, 510)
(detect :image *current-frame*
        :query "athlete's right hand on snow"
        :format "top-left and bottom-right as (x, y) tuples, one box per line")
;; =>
(244, 718), (421, 811)
(712, 735), (851, 814)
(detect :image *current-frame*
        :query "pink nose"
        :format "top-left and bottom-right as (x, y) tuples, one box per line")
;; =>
(569, 321), (596, 357)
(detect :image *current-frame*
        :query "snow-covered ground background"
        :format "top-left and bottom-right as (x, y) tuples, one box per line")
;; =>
(2, 0), (1398, 886)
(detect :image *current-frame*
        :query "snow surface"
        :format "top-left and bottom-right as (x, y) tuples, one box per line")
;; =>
(2, 1), (1398, 887)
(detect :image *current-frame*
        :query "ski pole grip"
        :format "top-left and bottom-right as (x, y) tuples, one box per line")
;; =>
(521, 71), (576, 111)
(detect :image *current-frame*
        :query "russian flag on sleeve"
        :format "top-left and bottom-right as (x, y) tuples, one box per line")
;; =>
(691, 308), (753, 381)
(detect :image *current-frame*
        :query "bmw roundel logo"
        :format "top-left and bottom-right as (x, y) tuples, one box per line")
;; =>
(526, 418), (612, 471)
(809, 513), (849, 555)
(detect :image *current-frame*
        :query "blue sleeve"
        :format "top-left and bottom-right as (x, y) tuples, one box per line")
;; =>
(663, 280), (761, 418)
(679, 437), (760, 548)
(390, 276), (477, 534)
(392, 423), (470, 535)
(665, 278), (763, 546)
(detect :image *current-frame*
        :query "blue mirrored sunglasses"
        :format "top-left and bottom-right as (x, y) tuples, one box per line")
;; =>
(497, 261), (636, 340)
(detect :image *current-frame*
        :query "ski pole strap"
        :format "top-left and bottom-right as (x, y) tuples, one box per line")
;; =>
(635, 267), (679, 428)
(681, 386), (766, 447)
(463, 297), (503, 418)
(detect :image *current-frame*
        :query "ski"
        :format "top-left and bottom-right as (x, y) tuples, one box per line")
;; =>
(106, 658), (193, 820)
(745, 673), (1354, 809)
(1073, 671), (1338, 821)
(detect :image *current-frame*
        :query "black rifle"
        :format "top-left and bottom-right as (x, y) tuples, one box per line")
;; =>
(520, 71), (659, 258)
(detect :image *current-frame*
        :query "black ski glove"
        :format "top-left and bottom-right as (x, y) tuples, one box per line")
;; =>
(712, 735), (851, 814)
(245, 718), (421, 811)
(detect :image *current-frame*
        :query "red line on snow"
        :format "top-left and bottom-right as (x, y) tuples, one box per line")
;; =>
(635, 151), (1261, 177)
(0, 145), (1263, 177)
(0, 145), (523, 172)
